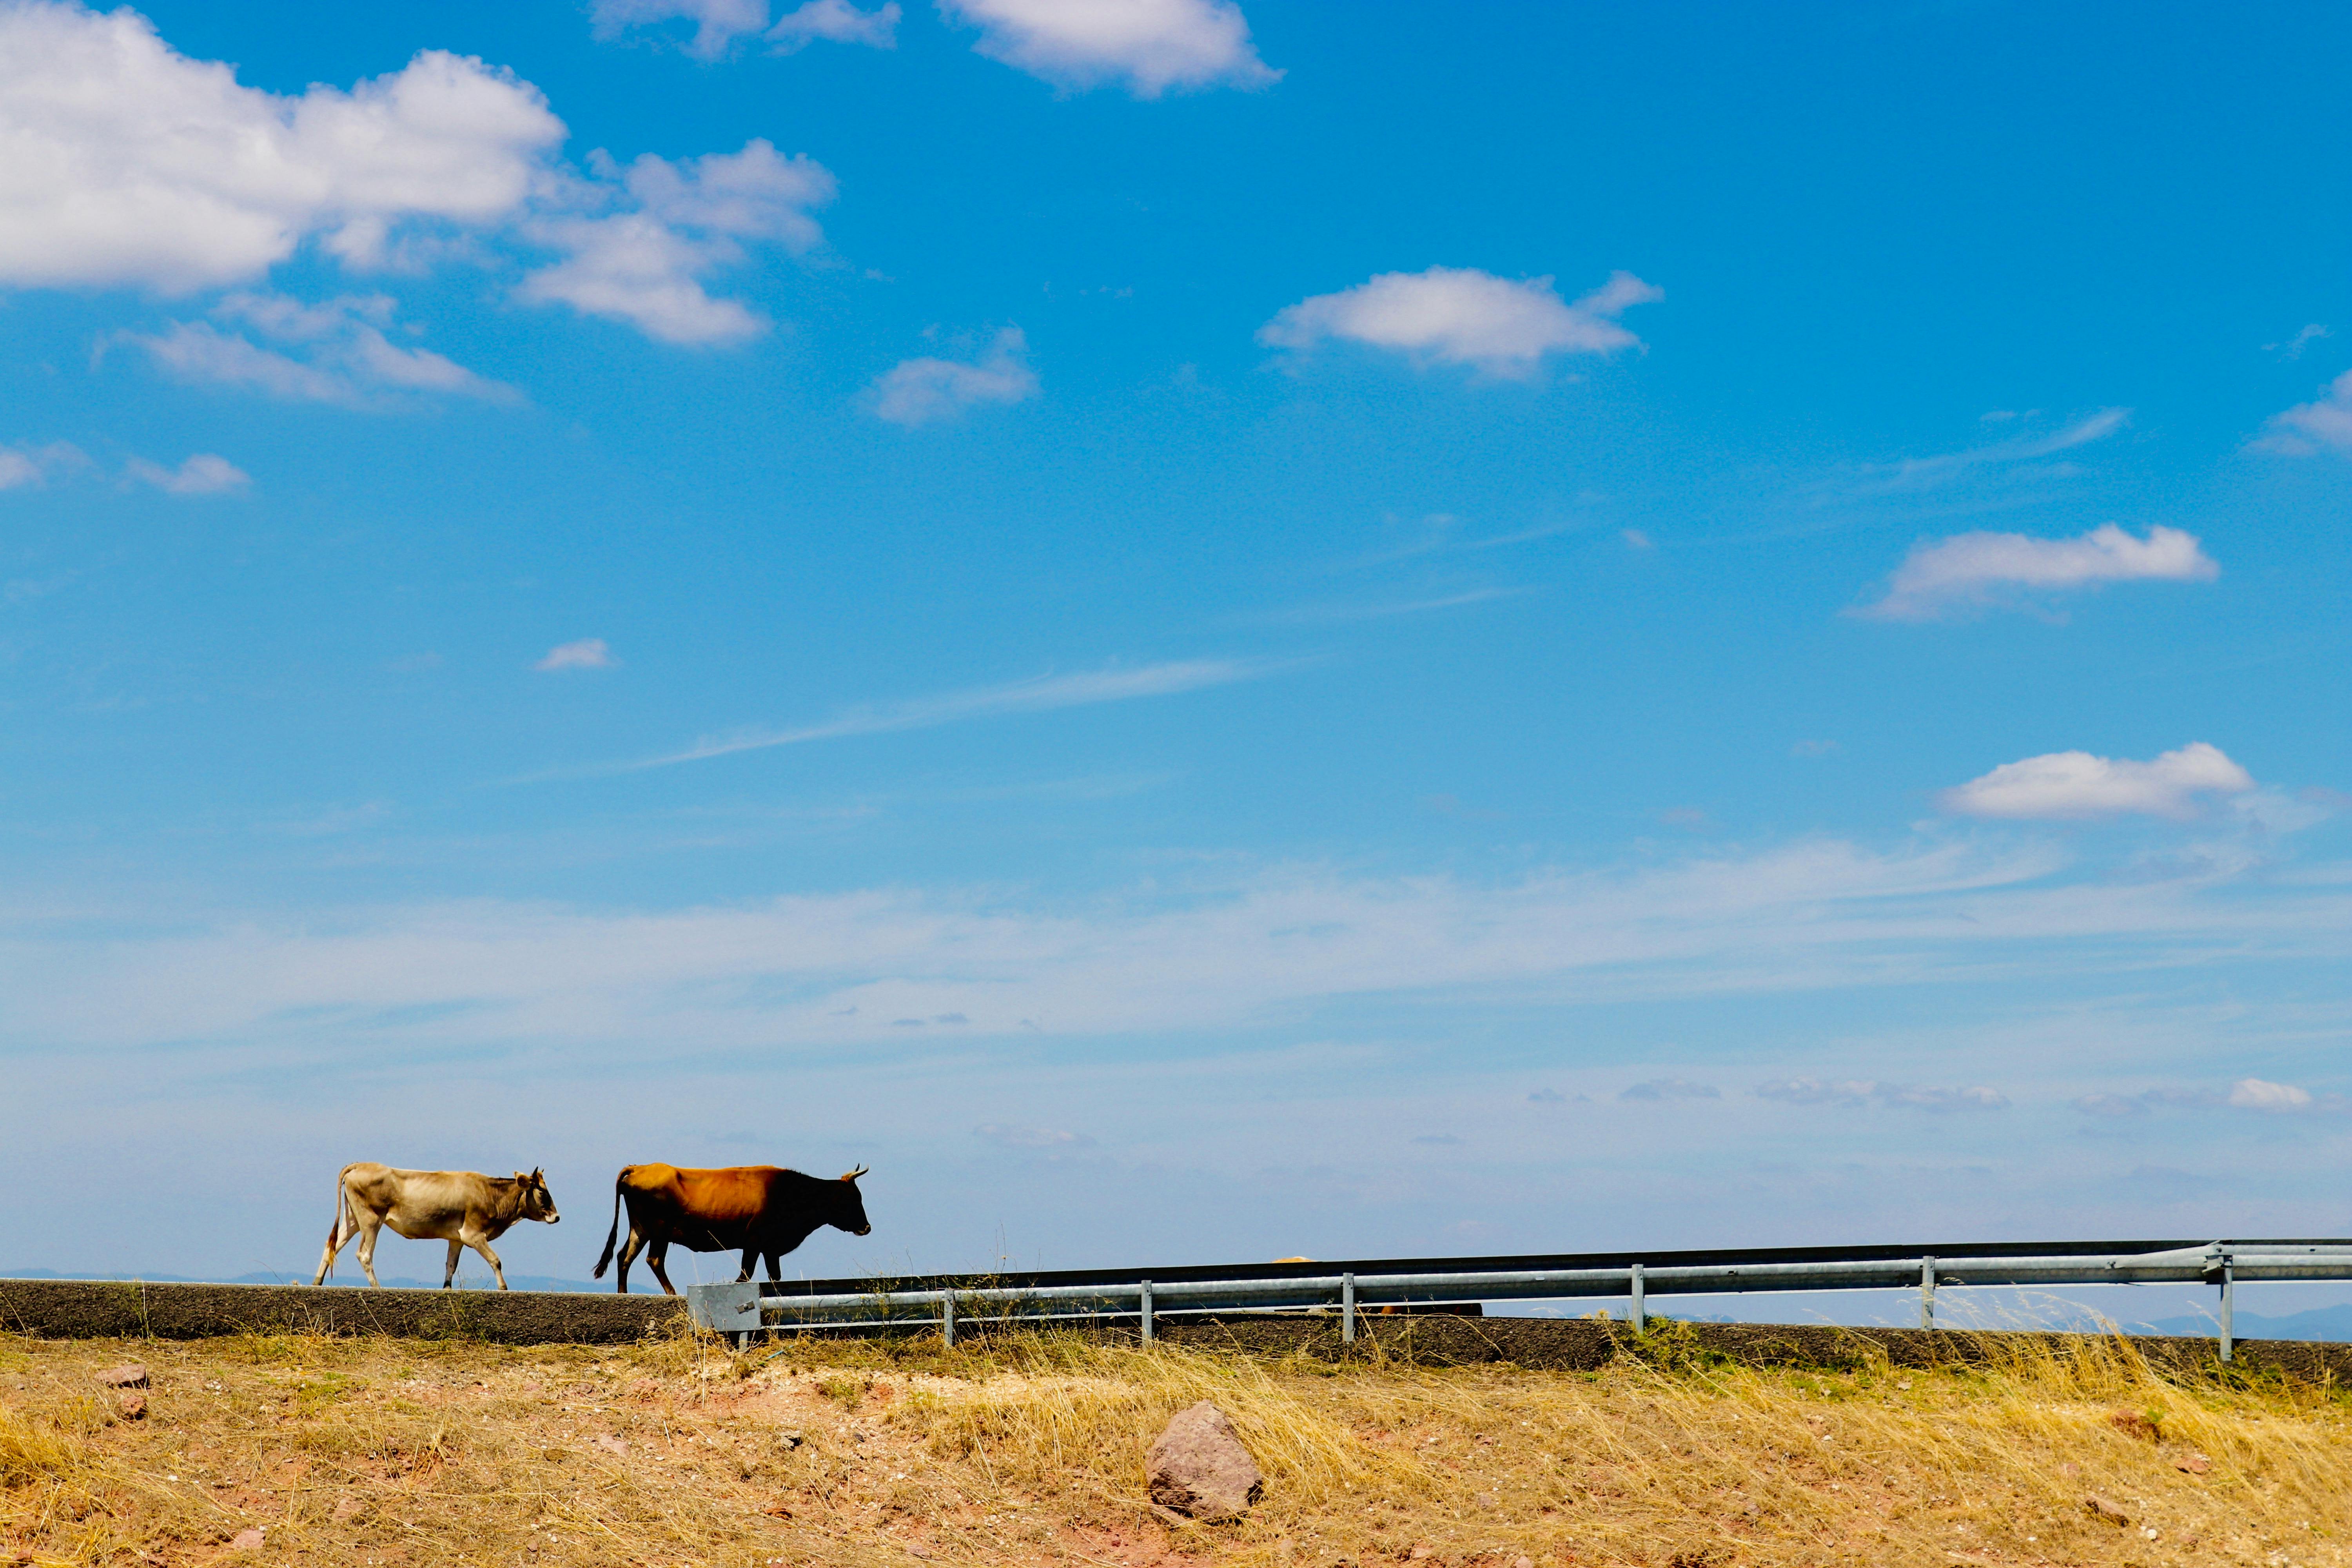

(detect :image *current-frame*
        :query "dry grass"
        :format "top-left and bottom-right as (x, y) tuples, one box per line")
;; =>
(2, 1325), (2349, 1566)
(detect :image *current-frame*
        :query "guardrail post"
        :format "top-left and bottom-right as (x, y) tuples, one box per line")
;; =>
(1341, 1272), (1356, 1343)
(1920, 1256), (1936, 1329)
(942, 1291), (954, 1348)
(2219, 1253), (2234, 1364)
(1630, 1262), (1646, 1334)
(1139, 1279), (1153, 1345)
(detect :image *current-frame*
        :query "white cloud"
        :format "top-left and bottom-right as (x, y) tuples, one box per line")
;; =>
(535, 638), (617, 672)
(1857, 523), (2218, 621)
(519, 141), (835, 345)
(125, 453), (248, 494)
(941, 0), (1277, 96)
(601, 656), (1273, 771)
(1755, 1078), (2008, 1112)
(0, 3), (830, 351)
(770, 0), (900, 51)
(119, 293), (514, 406)
(870, 327), (1039, 424)
(0, 3), (563, 292)
(2257, 369), (2352, 456)
(591, 0), (897, 58)
(1939, 742), (2256, 822)
(1258, 267), (1661, 377)
(2228, 1077), (2314, 1112)
(0, 441), (88, 490)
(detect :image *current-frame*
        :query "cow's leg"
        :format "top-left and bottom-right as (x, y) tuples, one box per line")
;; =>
(461, 1227), (510, 1290)
(355, 1214), (385, 1289)
(616, 1229), (644, 1294)
(443, 1238), (465, 1288)
(765, 1252), (783, 1282)
(646, 1241), (678, 1297)
(738, 1246), (758, 1283)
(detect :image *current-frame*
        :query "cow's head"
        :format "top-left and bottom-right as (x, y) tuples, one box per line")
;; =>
(515, 1168), (561, 1225)
(837, 1166), (872, 1236)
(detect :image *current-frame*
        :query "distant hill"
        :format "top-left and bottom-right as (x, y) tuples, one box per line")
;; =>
(2143, 1303), (2352, 1344)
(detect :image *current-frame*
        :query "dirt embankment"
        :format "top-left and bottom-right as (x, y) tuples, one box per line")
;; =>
(7, 1278), (2346, 1387)
(0, 1279), (682, 1345)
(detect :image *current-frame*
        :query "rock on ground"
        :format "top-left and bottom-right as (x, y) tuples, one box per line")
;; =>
(1146, 1400), (1264, 1521)
(2084, 1495), (2131, 1526)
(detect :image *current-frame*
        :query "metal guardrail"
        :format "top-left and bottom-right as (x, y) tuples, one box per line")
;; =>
(684, 1238), (2352, 1363)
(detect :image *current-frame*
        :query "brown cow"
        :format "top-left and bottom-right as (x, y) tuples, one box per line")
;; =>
(592, 1163), (871, 1295)
(313, 1163), (560, 1290)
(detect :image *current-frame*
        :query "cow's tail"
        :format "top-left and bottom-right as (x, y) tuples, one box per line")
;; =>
(320, 1164), (353, 1280)
(593, 1170), (627, 1279)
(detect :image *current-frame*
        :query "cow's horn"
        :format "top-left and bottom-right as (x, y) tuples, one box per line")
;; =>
(846, 1165), (869, 1180)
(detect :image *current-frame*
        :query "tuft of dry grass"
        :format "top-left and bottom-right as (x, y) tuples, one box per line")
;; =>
(3, 1325), (2350, 1566)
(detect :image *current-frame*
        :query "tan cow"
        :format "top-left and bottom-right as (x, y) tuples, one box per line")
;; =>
(313, 1163), (561, 1290)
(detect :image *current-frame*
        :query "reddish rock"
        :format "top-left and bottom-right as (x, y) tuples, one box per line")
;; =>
(2107, 1409), (2159, 1441)
(230, 1528), (265, 1550)
(1145, 1401), (1264, 1521)
(2176, 1453), (2212, 1475)
(93, 1364), (149, 1389)
(2083, 1495), (2131, 1527)
(116, 1391), (148, 1421)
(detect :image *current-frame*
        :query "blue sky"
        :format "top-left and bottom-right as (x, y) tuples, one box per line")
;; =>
(3, 0), (2350, 1298)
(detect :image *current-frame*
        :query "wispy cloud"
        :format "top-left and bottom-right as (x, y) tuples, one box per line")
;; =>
(975, 1122), (1093, 1149)
(2072, 1080), (2340, 1116)
(10, 835), (2348, 1060)
(583, 658), (1280, 775)
(1755, 1078), (2009, 1112)
(2254, 369), (2352, 456)
(1263, 588), (1524, 624)
(535, 638), (617, 672)
(1854, 408), (2129, 495)
(2265, 323), (2331, 360)
(1618, 1076), (1719, 1102)
(119, 294), (517, 408)
(592, 0), (898, 58)
(125, 453), (249, 495)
